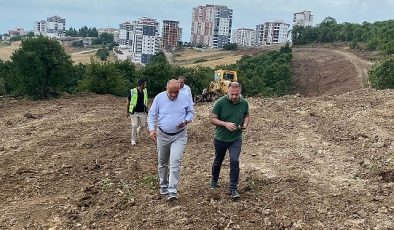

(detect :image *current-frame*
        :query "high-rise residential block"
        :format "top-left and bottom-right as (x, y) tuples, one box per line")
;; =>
(190, 4), (232, 48)
(34, 16), (65, 38)
(162, 20), (182, 50)
(293, 10), (313, 27)
(255, 20), (289, 45)
(118, 17), (160, 64)
(232, 28), (256, 47)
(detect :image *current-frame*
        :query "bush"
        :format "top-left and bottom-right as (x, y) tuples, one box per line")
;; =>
(72, 40), (84, 48)
(223, 43), (238, 50)
(77, 61), (129, 96)
(96, 48), (109, 60)
(368, 57), (394, 89)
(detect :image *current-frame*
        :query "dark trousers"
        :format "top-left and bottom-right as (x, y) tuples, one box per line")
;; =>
(211, 139), (242, 191)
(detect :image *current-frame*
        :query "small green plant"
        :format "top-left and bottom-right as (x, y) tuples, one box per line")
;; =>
(119, 180), (134, 200)
(100, 178), (113, 191)
(141, 175), (158, 190)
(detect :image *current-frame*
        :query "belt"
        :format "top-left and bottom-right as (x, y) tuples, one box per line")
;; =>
(159, 127), (185, 136)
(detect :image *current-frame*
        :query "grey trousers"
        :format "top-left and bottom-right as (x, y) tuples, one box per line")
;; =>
(130, 112), (147, 142)
(157, 128), (187, 194)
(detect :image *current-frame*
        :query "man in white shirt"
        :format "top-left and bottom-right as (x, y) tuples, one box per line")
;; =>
(178, 76), (193, 101)
(148, 79), (194, 201)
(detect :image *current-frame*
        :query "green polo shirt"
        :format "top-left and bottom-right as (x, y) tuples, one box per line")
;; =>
(212, 95), (249, 142)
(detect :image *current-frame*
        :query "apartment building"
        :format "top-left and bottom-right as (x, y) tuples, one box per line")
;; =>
(190, 4), (232, 48)
(9, 28), (26, 37)
(162, 20), (182, 50)
(118, 17), (160, 64)
(34, 16), (65, 38)
(255, 20), (289, 45)
(34, 20), (47, 36)
(232, 28), (256, 47)
(293, 10), (313, 27)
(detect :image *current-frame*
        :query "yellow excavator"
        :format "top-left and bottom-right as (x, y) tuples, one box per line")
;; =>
(197, 69), (238, 102)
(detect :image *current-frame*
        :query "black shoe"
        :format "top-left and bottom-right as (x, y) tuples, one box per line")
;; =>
(230, 190), (240, 199)
(167, 193), (178, 201)
(160, 188), (169, 195)
(210, 180), (218, 190)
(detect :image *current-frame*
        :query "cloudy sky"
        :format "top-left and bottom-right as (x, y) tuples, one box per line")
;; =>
(1, 0), (393, 41)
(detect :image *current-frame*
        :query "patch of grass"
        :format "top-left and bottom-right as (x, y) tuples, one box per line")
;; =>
(119, 180), (134, 200)
(100, 178), (113, 191)
(140, 175), (158, 190)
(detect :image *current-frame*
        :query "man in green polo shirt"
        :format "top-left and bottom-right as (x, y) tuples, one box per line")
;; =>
(209, 82), (250, 199)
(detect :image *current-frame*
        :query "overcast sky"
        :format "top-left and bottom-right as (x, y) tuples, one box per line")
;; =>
(1, 0), (393, 41)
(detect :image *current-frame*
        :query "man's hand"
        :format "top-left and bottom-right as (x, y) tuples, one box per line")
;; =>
(177, 120), (188, 128)
(224, 122), (238, 131)
(149, 130), (157, 141)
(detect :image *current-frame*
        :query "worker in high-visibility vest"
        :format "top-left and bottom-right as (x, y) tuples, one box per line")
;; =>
(127, 79), (148, 146)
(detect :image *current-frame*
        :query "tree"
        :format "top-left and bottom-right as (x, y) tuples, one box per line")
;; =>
(65, 27), (78, 37)
(114, 60), (137, 84)
(77, 61), (129, 96)
(141, 52), (173, 96)
(0, 60), (14, 95)
(10, 36), (73, 99)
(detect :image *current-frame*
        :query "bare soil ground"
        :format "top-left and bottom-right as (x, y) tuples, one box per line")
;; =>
(0, 41), (21, 61)
(1, 47), (393, 229)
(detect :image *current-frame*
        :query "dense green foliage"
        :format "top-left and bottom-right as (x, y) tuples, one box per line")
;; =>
(8, 36), (73, 99)
(71, 40), (84, 48)
(292, 18), (394, 55)
(65, 26), (98, 37)
(140, 52), (173, 97)
(223, 43), (238, 50)
(368, 57), (394, 89)
(77, 61), (129, 96)
(93, 33), (114, 45)
(236, 44), (293, 96)
(0, 60), (12, 95)
(96, 48), (109, 60)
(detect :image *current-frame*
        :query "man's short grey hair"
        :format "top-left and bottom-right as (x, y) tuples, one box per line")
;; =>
(229, 82), (241, 90)
(178, 76), (186, 81)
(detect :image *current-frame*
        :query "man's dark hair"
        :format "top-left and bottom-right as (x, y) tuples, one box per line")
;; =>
(138, 79), (146, 86)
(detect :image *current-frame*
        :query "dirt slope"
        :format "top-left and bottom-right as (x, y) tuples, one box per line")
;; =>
(1, 90), (392, 229)
(292, 47), (373, 96)
(1, 47), (393, 229)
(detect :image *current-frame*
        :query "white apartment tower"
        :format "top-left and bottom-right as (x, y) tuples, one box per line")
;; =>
(162, 20), (182, 50)
(190, 4), (233, 48)
(255, 21), (290, 45)
(293, 10), (313, 27)
(34, 20), (47, 36)
(34, 16), (65, 38)
(118, 17), (160, 64)
(232, 28), (256, 47)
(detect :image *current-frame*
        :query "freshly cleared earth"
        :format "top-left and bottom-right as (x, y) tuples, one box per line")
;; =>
(0, 46), (393, 229)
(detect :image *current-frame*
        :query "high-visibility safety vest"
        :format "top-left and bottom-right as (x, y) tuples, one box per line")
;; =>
(129, 88), (148, 113)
